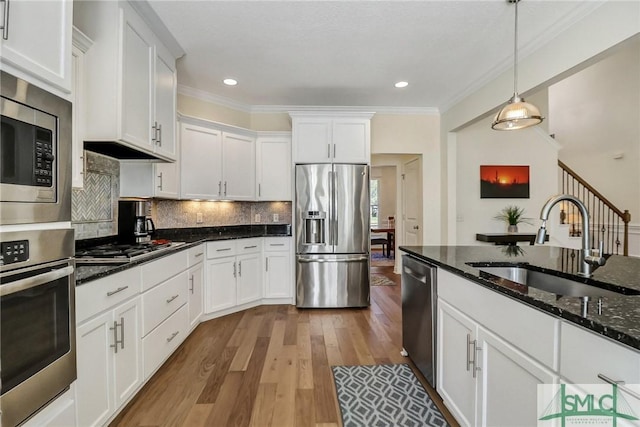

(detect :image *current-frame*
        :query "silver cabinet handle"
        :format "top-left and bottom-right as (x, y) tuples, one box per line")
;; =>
(270, 243), (285, 247)
(258, 183), (261, 197)
(189, 275), (194, 293)
(106, 286), (128, 297)
(166, 294), (179, 304)
(473, 342), (481, 378)
(265, 257), (269, 271)
(466, 334), (472, 372)
(110, 318), (124, 353)
(216, 248), (231, 252)
(244, 245), (257, 249)
(152, 121), (157, 143)
(1, 0), (9, 40)
(195, 252), (204, 258)
(166, 331), (179, 343)
(157, 123), (162, 146)
(224, 181), (227, 196)
(233, 261), (237, 278)
(333, 143), (336, 158)
(218, 181), (222, 196)
(327, 143), (331, 158)
(120, 317), (125, 350)
(238, 261), (242, 277)
(157, 172), (163, 190)
(598, 374), (640, 400)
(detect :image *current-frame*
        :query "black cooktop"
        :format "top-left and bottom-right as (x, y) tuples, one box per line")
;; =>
(75, 241), (181, 264)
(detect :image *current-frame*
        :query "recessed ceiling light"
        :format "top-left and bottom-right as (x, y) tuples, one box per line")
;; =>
(223, 78), (238, 86)
(394, 81), (409, 88)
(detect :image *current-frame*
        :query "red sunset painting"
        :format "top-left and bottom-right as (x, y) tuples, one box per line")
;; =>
(480, 165), (530, 198)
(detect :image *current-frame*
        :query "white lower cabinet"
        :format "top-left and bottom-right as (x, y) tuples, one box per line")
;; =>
(206, 255), (238, 312)
(187, 245), (205, 330)
(76, 297), (142, 427)
(263, 237), (293, 301)
(142, 305), (188, 379)
(237, 252), (262, 305)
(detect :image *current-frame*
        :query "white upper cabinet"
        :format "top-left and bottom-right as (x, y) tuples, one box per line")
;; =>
(71, 27), (93, 189)
(0, 0), (73, 95)
(180, 121), (223, 200)
(222, 132), (255, 200)
(291, 113), (373, 164)
(256, 133), (292, 201)
(73, 1), (177, 161)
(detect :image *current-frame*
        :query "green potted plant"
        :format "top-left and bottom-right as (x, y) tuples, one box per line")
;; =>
(494, 205), (532, 233)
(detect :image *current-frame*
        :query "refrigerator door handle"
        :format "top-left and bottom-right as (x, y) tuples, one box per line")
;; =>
(332, 170), (338, 247)
(298, 256), (369, 263)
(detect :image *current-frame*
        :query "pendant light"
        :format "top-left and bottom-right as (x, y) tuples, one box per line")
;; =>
(492, 0), (544, 131)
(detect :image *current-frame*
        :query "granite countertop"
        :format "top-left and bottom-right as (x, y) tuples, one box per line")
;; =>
(399, 245), (640, 351)
(75, 224), (291, 285)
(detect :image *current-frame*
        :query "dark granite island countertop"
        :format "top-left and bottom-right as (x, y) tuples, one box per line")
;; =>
(75, 224), (291, 285)
(399, 245), (640, 351)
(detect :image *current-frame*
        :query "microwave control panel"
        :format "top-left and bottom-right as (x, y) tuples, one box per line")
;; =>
(35, 128), (54, 187)
(1, 240), (29, 265)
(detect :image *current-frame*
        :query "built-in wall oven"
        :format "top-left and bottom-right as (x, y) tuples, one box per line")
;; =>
(0, 229), (76, 427)
(0, 71), (72, 225)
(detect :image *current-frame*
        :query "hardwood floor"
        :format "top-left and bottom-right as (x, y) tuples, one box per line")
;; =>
(110, 265), (458, 427)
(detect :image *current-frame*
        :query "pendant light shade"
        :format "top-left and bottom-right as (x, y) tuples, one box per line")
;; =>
(492, 0), (544, 131)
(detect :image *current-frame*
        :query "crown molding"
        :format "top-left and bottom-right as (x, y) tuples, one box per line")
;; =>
(179, 85), (439, 116)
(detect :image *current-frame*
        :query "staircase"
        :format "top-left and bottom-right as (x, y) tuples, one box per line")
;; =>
(558, 160), (631, 256)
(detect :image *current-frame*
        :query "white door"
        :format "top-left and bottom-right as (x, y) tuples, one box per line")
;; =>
(264, 253), (292, 299)
(222, 133), (255, 200)
(293, 118), (332, 163)
(332, 119), (370, 163)
(236, 253), (262, 304)
(153, 48), (176, 159)
(475, 328), (558, 427)
(76, 312), (114, 427)
(256, 136), (291, 201)
(188, 263), (204, 329)
(205, 257), (237, 312)
(437, 300), (477, 427)
(154, 161), (179, 198)
(113, 298), (143, 407)
(403, 157), (422, 245)
(121, 8), (154, 151)
(180, 123), (223, 199)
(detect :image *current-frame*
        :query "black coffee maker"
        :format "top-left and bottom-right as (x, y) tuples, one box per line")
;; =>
(118, 200), (155, 243)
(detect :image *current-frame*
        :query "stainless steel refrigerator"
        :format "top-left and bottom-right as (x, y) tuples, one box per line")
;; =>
(295, 163), (370, 308)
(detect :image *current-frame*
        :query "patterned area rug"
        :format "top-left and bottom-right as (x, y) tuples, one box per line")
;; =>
(371, 251), (395, 267)
(332, 364), (448, 427)
(371, 273), (395, 286)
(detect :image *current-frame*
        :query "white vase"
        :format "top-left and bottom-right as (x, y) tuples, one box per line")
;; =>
(507, 225), (518, 233)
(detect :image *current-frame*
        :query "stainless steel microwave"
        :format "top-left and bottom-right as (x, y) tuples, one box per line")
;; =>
(0, 72), (71, 224)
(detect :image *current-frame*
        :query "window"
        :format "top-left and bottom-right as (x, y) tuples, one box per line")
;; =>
(370, 179), (379, 226)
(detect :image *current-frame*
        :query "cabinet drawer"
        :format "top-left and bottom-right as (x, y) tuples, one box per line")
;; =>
(207, 240), (237, 258)
(237, 238), (261, 255)
(142, 271), (188, 336)
(188, 244), (205, 266)
(141, 250), (189, 291)
(76, 267), (141, 324)
(263, 237), (290, 252)
(438, 268), (558, 369)
(560, 321), (640, 385)
(142, 304), (188, 379)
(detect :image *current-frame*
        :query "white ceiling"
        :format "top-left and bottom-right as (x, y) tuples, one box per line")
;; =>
(149, 1), (605, 111)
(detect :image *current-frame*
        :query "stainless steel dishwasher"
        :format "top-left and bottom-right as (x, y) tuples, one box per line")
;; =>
(401, 254), (437, 388)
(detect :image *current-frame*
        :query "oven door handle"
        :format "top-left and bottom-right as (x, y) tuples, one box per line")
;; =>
(0, 265), (74, 296)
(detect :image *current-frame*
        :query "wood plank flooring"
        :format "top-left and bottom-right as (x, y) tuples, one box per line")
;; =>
(110, 265), (458, 427)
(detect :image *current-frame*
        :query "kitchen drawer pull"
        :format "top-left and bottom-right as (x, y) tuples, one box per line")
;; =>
(166, 331), (179, 343)
(597, 374), (640, 400)
(270, 243), (285, 247)
(106, 286), (129, 297)
(244, 245), (258, 249)
(166, 294), (179, 304)
(195, 252), (204, 257)
(1, 0), (8, 40)
(216, 248), (232, 252)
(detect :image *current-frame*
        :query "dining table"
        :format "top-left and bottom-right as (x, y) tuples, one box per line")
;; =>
(371, 226), (395, 258)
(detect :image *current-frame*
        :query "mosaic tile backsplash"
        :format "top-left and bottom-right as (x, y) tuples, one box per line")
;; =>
(152, 200), (292, 229)
(72, 151), (119, 240)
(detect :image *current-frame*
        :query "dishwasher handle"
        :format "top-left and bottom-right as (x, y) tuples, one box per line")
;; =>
(403, 266), (427, 284)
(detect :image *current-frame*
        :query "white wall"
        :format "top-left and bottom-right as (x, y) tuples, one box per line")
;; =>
(455, 117), (559, 245)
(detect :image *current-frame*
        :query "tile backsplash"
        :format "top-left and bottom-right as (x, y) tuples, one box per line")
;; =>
(152, 200), (292, 229)
(72, 151), (119, 240)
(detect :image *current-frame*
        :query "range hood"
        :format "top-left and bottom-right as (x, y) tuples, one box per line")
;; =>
(84, 141), (171, 162)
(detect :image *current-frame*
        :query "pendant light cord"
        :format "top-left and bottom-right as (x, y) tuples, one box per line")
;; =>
(513, 0), (519, 96)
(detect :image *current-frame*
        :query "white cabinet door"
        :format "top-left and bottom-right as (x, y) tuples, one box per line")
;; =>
(0, 0), (72, 94)
(154, 161), (180, 198)
(437, 300), (477, 427)
(188, 263), (204, 329)
(237, 253), (261, 305)
(332, 119), (370, 163)
(256, 135), (291, 201)
(181, 123), (223, 199)
(113, 298), (143, 407)
(475, 328), (557, 427)
(222, 132), (255, 200)
(71, 28), (92, 189)
(153, 48), (176, 159)
(293, 118), (332, 163)
(264, 253), (292, 299)
(76, 312), (114, 427)
(206, 257), (237, 312)
(121, 7), (154, 152)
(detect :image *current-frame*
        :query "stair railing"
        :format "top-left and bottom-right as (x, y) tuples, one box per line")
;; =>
(558, 160), (631, 256)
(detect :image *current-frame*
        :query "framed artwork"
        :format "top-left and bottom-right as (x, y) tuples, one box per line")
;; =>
(480, 165), (530, 199)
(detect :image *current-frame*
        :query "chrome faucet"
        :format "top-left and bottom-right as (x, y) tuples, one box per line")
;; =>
(536, 194), (606, 277)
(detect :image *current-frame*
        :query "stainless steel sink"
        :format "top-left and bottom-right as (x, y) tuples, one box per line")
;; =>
(468, 264), (640, 298)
